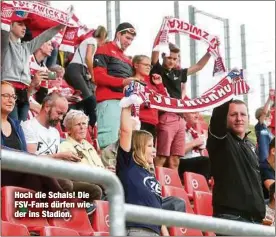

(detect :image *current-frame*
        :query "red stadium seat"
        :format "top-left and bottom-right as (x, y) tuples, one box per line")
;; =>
(162, 186), (193, 213)
(193, 191), (213, 216)
(162, 186), (204, 236)
(47, 198), (95, 236)
(155, 167), (182, 188)
(183, 172), (210, 200)
(38, 226), (80, 236)
(1, 221), (30, 236)
(193, 191), (215, 236)
(169, 226), (203, 236)
(1, 186), (49, 228)
(90, 200), (110, 235)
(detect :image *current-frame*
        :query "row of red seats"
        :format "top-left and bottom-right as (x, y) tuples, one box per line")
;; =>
(155, 168), (215, 235)
(1, 185), (213, 236)
(2, 221), (80, 236)
(1, 186), (109, 236)
(156, 168), (212, 200)
(163, 185), (214, 236)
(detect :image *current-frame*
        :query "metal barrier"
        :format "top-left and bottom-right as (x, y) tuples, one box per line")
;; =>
(1, 149), (126, 236)
(1, 149), (275, 236)
(125, 204), (275, 236)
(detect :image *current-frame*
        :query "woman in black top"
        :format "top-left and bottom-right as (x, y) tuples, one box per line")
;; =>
(1, 81), (64, 193)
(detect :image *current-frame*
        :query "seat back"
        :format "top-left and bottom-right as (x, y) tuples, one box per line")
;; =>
(1, 220), (30, 236)
(193, 191), (213, 216)
(183, 172), (210, 199)
(47, 198), (94, 235)
(169, 226), (203, 236)
(90, 200), (110, 233)
(1, 186), (49, 228)
(162, 186), (194, 214)
(155, 167), (182, 188)
(39, 226), (80, 236)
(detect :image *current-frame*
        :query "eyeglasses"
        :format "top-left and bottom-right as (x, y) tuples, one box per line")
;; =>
(1, 94), (17, 100)
(118, 28), (136, 34)
(139, 63), (153, 69)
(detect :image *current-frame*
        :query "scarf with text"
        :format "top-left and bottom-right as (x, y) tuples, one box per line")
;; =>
(153, 16), (226, 76)
(120, 69), (249, 113)
(0, 1), (92, 53)
(1, 1), (74, 30)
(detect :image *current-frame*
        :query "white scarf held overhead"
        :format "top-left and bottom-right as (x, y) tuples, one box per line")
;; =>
(153, 16), (226, 76)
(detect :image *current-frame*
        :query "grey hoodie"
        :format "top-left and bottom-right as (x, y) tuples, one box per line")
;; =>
(1, 25), (63, 86)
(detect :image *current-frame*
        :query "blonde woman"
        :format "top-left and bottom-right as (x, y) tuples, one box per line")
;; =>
(132, 55), (167, 143)
(59, 109), (110, 214)
(117, 106), (168, 236)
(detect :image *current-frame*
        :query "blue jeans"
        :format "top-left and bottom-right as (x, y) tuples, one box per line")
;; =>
(9, 100), (30, 122)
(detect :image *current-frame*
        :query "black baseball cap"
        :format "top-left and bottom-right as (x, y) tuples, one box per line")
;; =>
(115, 22), (136, 36)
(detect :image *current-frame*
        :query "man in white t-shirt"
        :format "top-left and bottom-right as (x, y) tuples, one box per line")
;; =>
(22, 92), (80, 161)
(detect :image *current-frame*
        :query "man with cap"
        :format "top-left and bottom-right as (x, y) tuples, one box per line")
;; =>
(93, 22), (137, 149)
(1, 10), (65, 121)
(254, 89), (275, 163)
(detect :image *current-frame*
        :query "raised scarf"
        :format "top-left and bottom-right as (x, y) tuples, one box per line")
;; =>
(153, 16), (226, 76)
(1, 1), (93, 53)
(120, 69), (250, 113)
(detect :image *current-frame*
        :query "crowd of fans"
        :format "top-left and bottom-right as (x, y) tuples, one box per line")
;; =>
(1, 3), (275, 235)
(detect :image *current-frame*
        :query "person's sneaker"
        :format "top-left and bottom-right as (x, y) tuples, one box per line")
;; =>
(86, 203), (96, 215)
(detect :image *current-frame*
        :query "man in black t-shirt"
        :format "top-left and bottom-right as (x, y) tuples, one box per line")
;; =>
(151, 42), (212, 170)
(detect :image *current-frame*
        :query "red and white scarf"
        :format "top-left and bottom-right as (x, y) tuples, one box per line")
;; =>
(153, 16), (226, 76)
(186, 123), (201, 153)
(120, 69), (250, 113)
(1, 1), (93, 53)
(1, 1), (74, 30)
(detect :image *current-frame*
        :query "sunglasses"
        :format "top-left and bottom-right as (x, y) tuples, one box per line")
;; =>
(15, 10), (28, 18)
(118, 28), (136, 34)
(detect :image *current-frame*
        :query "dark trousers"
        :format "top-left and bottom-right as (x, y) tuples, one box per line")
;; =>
(65, 63), (94, 99)
(178, 156), (211, 181)
(140, 122), (157, 145)
(214, 213), (262, 236)
(1, 170), (65, 193)
(69, 95), (97, 127)
(9, 100), (30, 122)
